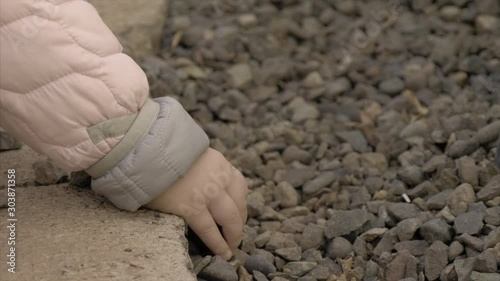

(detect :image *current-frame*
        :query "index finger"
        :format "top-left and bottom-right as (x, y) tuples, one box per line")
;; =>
(185, 210), (232, 260)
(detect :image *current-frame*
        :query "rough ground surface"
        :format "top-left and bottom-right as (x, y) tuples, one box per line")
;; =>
(0, 183), (195, 281)
(143, 0), (499, 280)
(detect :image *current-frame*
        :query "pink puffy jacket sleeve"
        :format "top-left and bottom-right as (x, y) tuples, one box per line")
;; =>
(0, 0), (209, 211)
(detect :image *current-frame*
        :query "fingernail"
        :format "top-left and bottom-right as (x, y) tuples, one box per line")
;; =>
(223, 249), (232, 260)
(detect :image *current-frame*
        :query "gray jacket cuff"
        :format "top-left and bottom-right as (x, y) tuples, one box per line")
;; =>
(90, 97), (209, 211)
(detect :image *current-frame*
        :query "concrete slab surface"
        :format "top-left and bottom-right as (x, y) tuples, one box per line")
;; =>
(0, 184), (196, 281)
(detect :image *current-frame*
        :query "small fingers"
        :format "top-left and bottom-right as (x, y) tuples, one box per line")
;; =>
(186, 210), (232, 260)
(209, 193), (244, 252)
(226, 171), (248, 225)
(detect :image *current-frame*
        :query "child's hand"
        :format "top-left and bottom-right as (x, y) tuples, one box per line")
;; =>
(144, 148), (248, 260)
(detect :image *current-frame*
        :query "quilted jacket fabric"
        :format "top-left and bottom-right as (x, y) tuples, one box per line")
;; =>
(0, 0), (209, 211)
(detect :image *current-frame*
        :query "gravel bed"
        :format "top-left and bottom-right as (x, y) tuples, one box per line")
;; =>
(150, 1), (500, 280)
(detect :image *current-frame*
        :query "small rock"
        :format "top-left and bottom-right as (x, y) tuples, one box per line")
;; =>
(474, 250), (498, 273)
(300, 224), (326, 251)
(241, 226), (258, 253)
(484, 207), (500, 225)
(360, 228), (388, 242)
(454, 257), (476, 281)
(280, 219), (305, 233)
(324, 209), (370, 238)
(400, 120), (429, 139)
(33, 160), (70, 186)
(247, 192), (265, 218)
(448, 183), (477, 216)
(388, 203), (421, 221)
(331, 0), (358, 15)
(302, 172), (336, 197)
(282, 146), (312, 165)
(279, 206), (309, 218)
(475, 14), (499, 33)
(237, 266), (252, 281)
(291, 103), (320, 123)
(454, 212), (484, 235)
(353, 237), (367, 259)
(468, 202), (487, 213)
(227, 64), (253, 88)
(434, 168), (461, 191)
(69, 171), (91, 188)
(395, 240), (430, 257)
(325, 77), (351, 97)
(379, 77), (405, 96)
(252, 270), (268, 281)
(447, 139), (480, 158)
(336, 130), (369, 153)
(398, 165), (424, 186)
(484, 227), (500, 250)
(437, 206), (456, 223)
(282, 262), (317, 277)
(265, 233), (299, 252)
(386, 250), (412, 281)
(0, 131), (22, 151)
(424, 241), (449, 281)
(303, 71), (324, 88)
(301, 249), (323, 263)
(254, 231), (272, 248)
(179, 65), (206, 79)
(361, 153), (389, 173)
(199, 256), (238, 281)
(423, 155), (449, 173)
(427, 190), (454, 210)
(420, 218), (454, 244)
(458, 234), (484, 252)
(283, 167), (316, 188)
(327, 237), (352, 259)
(449, 241), (464, 261)
(306, 265), (331, 280)
(218, 107), (241, 122)
(396, 218), (422, 241)
(244, 255), (277, 276)
(259, 206), (287, 221)
(238, 14), (258, 28)
(475, 121), (500, 145)
(274, 182), (300, 208)
(457, 156), (478, 186)
(275, 247), (302, 262)
(441, 264), (458, 281)
(440, 5), (461, 21)
(373, 230), (398, 256)
(194, 255), (212, 275)
(477, 176), (500, 201)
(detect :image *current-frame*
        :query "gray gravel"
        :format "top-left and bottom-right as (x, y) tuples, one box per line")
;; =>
(152, 0), (500, 280)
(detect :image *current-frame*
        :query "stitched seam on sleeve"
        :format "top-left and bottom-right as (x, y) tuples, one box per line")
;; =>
(115, 164), (149, 205)
(153, 102), (182, 178)
(99, 169), (140, 208)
